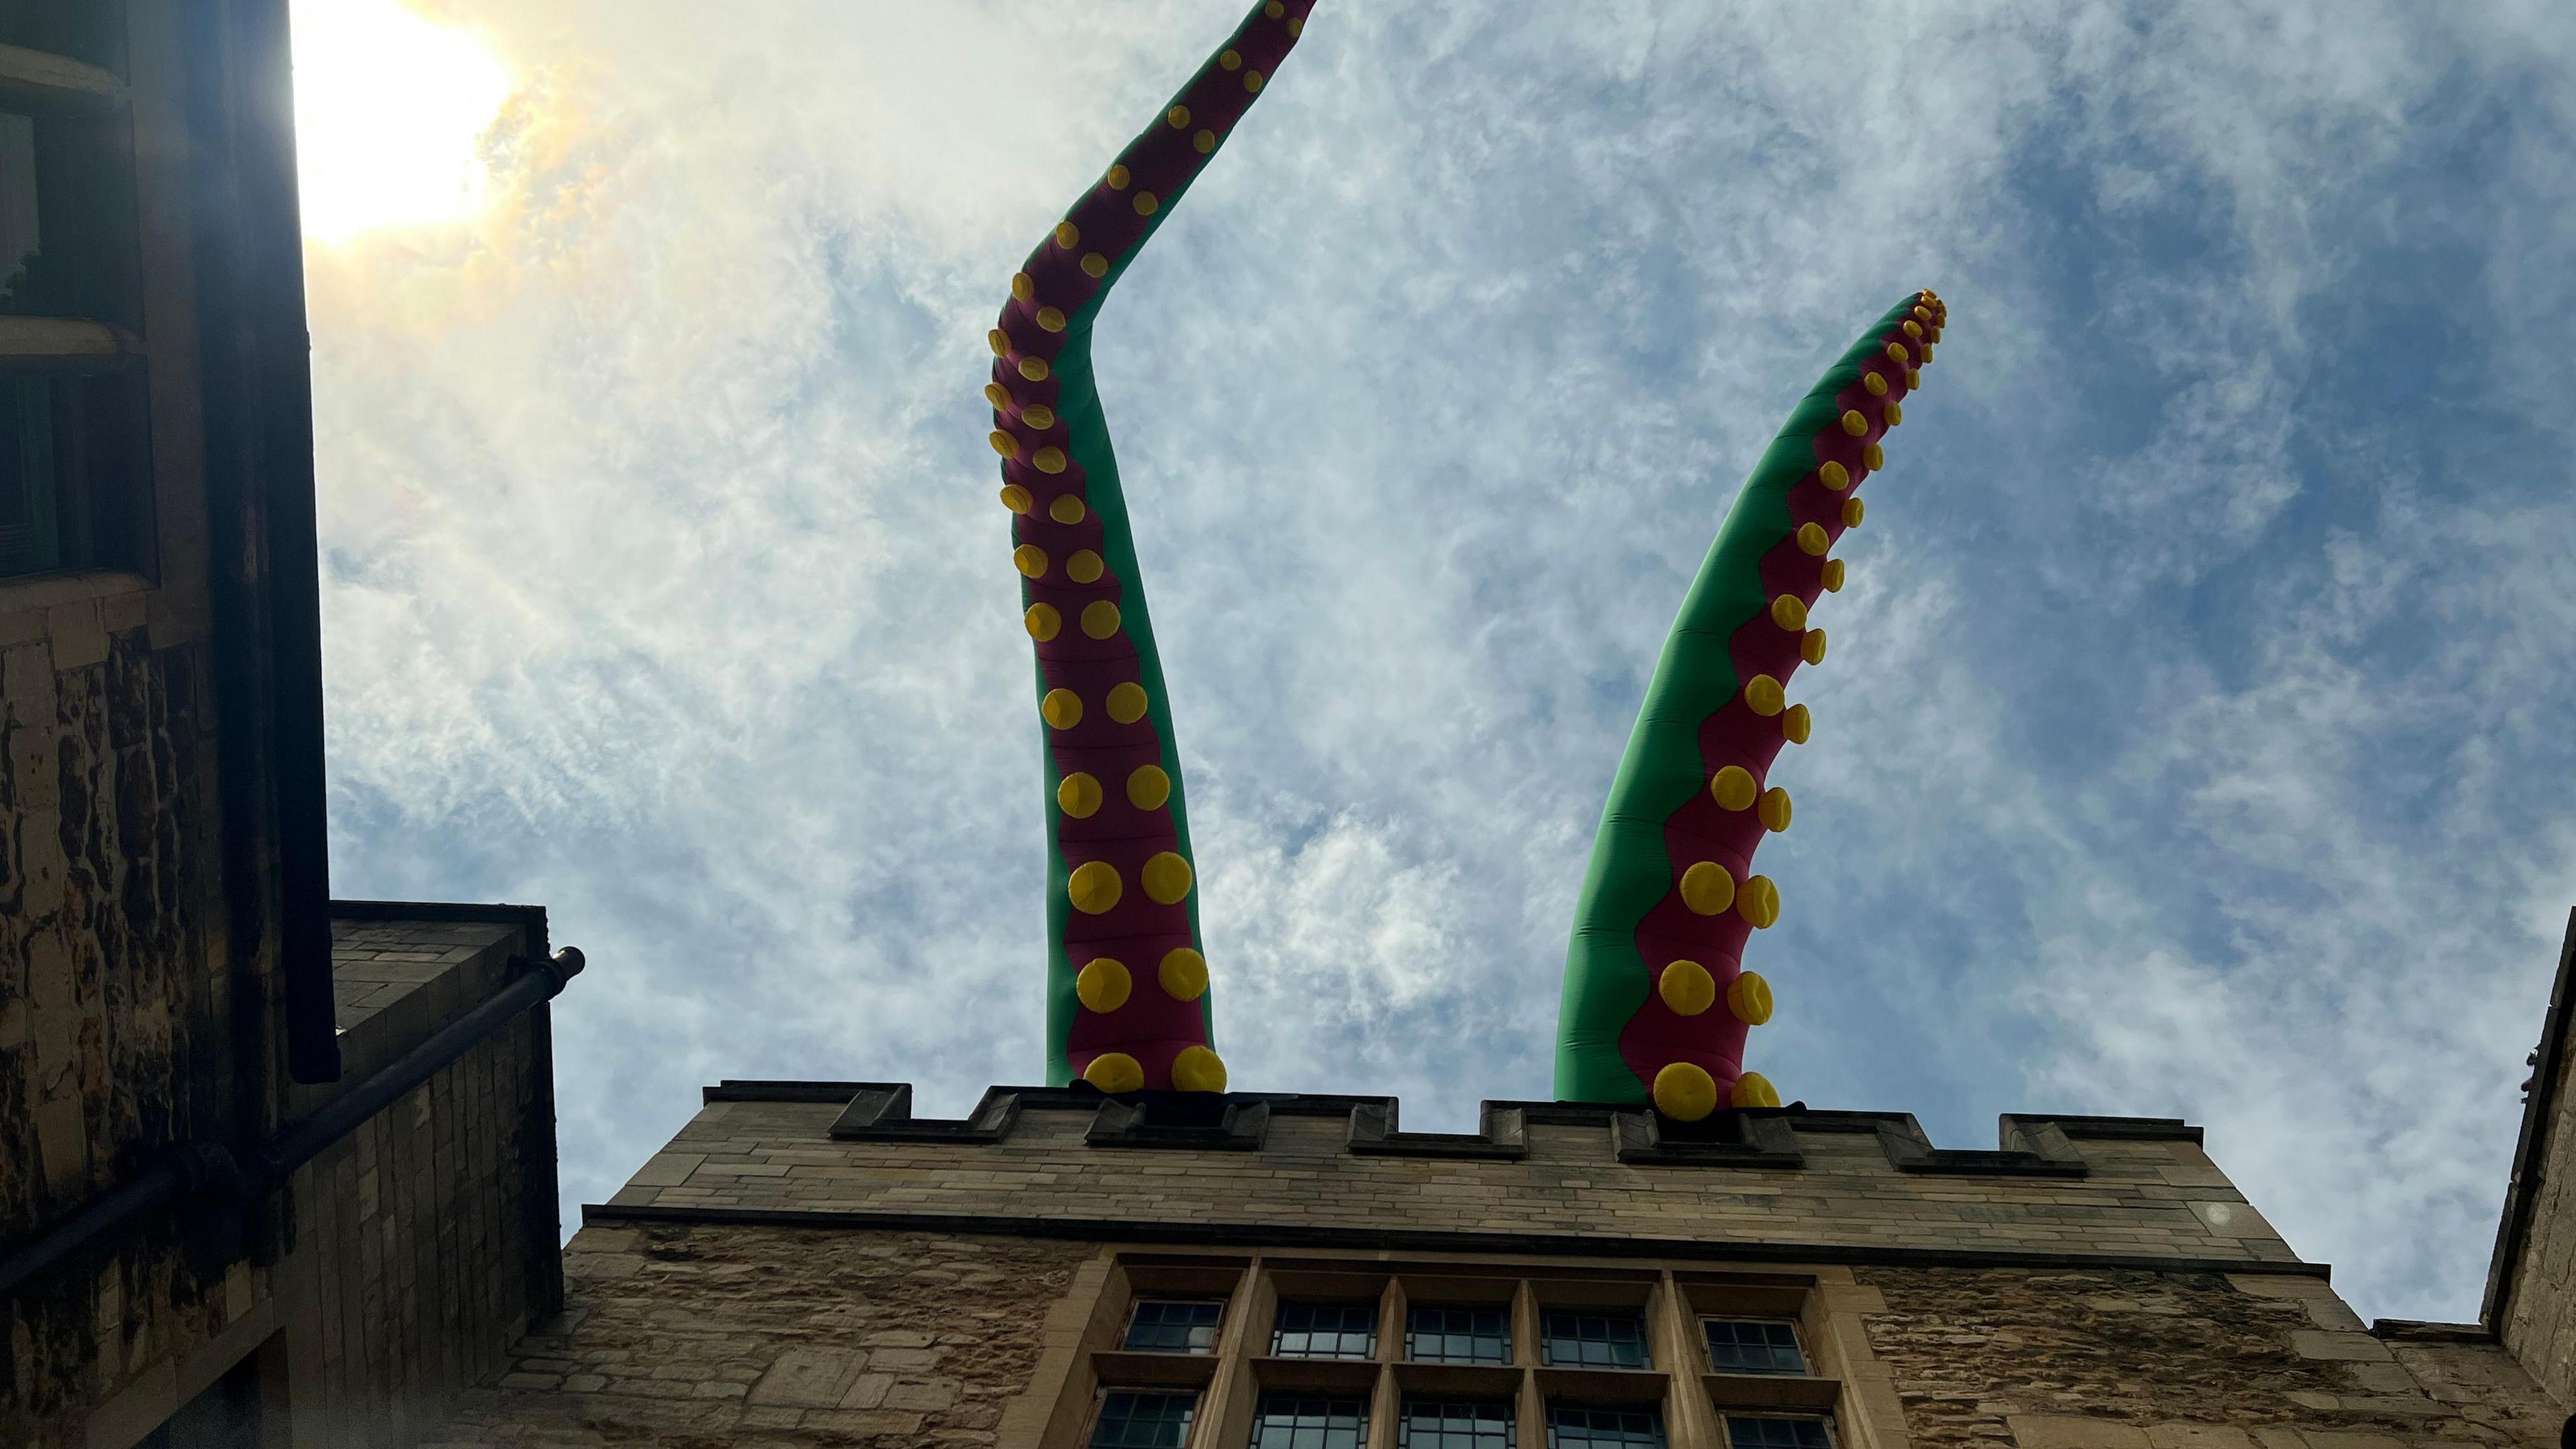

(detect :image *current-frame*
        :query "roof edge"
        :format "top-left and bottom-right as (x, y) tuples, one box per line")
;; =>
(2479, 907), (2576, 1332)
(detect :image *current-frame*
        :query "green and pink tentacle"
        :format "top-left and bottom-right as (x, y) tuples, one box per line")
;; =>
(986, 0), (1318, 1094)
(1555, 291), (1949, 1118)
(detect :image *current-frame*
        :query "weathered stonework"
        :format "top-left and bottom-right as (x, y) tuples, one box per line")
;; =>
(6, 910), (566, 1449)
(428, 1224), (1087, 1448)
(1, 588), (250, 1440)
(596, 1093), (2298, 1270)
(1858, 1268), (2562, 1446)
(418, 1075), (2569, 1449)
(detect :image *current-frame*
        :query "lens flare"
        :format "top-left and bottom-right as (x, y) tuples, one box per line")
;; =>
(290, 0), (511, 241)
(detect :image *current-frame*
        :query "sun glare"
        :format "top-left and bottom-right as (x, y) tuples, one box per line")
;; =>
(290, 0), (511, 242)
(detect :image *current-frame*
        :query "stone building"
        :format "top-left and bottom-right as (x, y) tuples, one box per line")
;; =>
(9, 5), (2576, 1449)
(416, 1047), (2576, 1449)
(1, 2), (579, 1444)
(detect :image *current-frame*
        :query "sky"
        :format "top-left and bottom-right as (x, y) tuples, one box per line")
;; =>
(288, 0), (2576, 1324)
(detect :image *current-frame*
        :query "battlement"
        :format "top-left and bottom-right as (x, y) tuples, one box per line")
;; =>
(590, 1082), (2307, 1277)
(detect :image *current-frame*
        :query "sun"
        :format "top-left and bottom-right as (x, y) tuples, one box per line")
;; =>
(290, 0), (512, 243)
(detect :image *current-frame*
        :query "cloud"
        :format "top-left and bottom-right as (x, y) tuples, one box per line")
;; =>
(305, 0), (2576, 1321)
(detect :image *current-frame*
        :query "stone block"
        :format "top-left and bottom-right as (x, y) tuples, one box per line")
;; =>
(34, 1091), (87, 1194)
(2146, 1427), (2252, 1449)
(98, 588), (146, 634)
(885, 1380), (961, 1411)
(2345, 1361), (2418, 1394)
(2009, 1415), (2152, 1449)
(2302, 1297), (2366, 1330)
(17, 807), (63, 914)
(495, 1373), (561, 1391)
(0, 603), (44, 645)
(839, 1373), (894, 1409)
(2292, 1330), (2394, 1362)
(1, 639), (53, 716)
(46, 600), (108, 669)
(747, 1346), (869, 1408)
(2189, 1200), (2277, 1239)
(799, 1409), (926, 1437)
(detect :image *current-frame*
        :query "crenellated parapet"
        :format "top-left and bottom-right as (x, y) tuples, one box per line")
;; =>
(596, 1081), (2300, 1277)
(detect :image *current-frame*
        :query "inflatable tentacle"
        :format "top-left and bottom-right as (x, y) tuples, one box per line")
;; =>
(988, 0), (1318, 1094)
(1555, 291), (1949, 1119)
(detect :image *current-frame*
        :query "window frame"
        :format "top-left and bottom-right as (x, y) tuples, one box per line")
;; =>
(1248, 1391), (1371, 1449)
(1397, 1395), (1515, 1449)
(1034, 1255), (1859, 1448)
(1717, 1413), (1835, 1449)
(1269, 1299), (1381, 1360)
(1698, 1317), (1809, 1377)
(1540, 1308), (1654, 1370)
(1544, 1402), (1668, 1448)
(0, 7), (156, 588)
(1403, 1303), (1514, 1366)
(1086, 1387), (1201, 1449)
(1122, 1297), (1228, 1356)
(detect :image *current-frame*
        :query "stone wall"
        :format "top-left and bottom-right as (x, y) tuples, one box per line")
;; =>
(428, 1222), (2569, 1449)
(428, 1223), (1089, 1448)
(258, 913), (565, 1449)
(599, 1091), (2299, 1270)
(2489, 916), (2576, 1406)
(1858, 1267), (2564, 1448)
(8, 910), (567, 1449)
(1, 581), (255, 1442)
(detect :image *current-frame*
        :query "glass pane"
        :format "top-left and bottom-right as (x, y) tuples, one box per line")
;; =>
(1399, 1397), (1513, 1449)
(1703, 1320), (1807, 1376)
(0, 375), (60, 578)
(1273, 1300), (1379, 1359)
(1124, 1299), (1224, 1354)
(1250, 1393), (1368, 1449)
(1725, 1417), (1831, 1449)
(1540, 1310), (1650, 1368)
(1404, 1305), (1511, 1364)
(0, 112), (36, 309)
(1546, 1405), (1666, 1448)
(0, 0), (127, 73)
(1091, 1390), (1197, 1449)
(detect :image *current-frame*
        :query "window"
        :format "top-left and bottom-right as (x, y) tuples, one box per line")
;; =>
(1273, 1300), (1379, 1359)
(1399, 1398), (1513, 1449)
(0, 0), (152, 583)
(1703, 1319), (1807, 1376)
(1090, 1389), (1198, 1448)
(1405, 1304), (1511, 1364)
(1546, 1405), (1666, 1448)
(1725, 1417), (1832, 1449)
(1124, 1299), (1224, 1354)
(0, 2), (127, 68)
(1250, 1394), (1368, 1449)
(1540, 1309), (1650, 1368)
